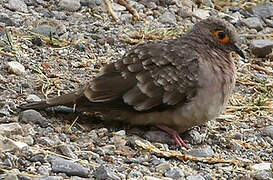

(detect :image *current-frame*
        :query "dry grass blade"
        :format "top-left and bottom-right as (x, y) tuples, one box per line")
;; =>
(135, 139), (240, 165)
(104, 0), (119, 22)
(5, 30), (14, 50)
(118, 0), (139, 20)
(121, 27), (187, 44)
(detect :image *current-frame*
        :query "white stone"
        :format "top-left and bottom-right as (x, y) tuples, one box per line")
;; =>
(7, 61), (26, 75)
(0, 138), (28, 151)
(193, 9), (210, 19)
(59, 0), (81, 11)
(252, 163), (272, 171)
(0, 123), (23, 136)
(26, 94), (41, 102)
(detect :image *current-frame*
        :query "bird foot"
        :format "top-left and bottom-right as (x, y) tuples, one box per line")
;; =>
(156, 124), (190, 149)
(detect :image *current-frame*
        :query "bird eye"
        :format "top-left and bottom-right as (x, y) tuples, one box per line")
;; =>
(214, 30), (230, 44)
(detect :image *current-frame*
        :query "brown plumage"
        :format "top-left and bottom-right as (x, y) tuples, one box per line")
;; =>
(21, 17), (244, 148)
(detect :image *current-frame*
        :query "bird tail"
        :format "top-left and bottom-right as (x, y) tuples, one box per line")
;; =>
(20, 91), (83, 110)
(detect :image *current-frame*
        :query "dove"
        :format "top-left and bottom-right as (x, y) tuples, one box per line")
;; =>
(21, 17), (244, 149)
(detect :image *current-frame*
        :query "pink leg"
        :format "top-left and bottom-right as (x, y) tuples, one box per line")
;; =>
(156, 124), (190, 149)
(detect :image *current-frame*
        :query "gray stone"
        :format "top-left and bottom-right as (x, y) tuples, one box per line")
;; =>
(3, 173), (18, 180)
(32, 24), (57, 36)
(252, 163), (272, 171)
(249, 39), (273, 57)
(94, 165), (120, 180)
(264, 19), (273, 28)
(144, 131), (175, 144)
(262, 126), (273, 139)
(242, 17), (263, 31)
(0, 123), (23, 136)
(138, 0), (157, 9)
(59, 0), (81, 11)
(80, 0), (103, 7)
(32, 176), (63, 180)
(37, 135), (61, 146)
(3, 159), (13, 167)
(143, 176), (162, 180)
(0, 13), (16, 26)
(26, 94), (41, 102)
(164, 167), (185, 179)
(156, 162), (172, 173)
(5, 0), (28, 13)
(158, 0), (176, 6)
(254, 170), (273, 180)
(128, 0), (145, 11)
(120, 14), (133, 22)
(53, 11), (67, 20)
(186, 175), (206, 180)
(249, 29), (258, 34)
(48, 156), (89, 177)
(111, 3), (126, 11)
(0, 138), (28, 151)
(6, 61), (26, 75)
(193, 9), (210, 19)
(71, 176), (92, 180)
(128, 170), (143, 179)
(16, 175), (63, 180)
(159, 11), (177, 25)
(184, 130), (202, 145)
(187, 146), (214, 157)
(203, 0), (214, 8)
(37, 163), (52, 176)
(58, 144), (78, 159)
(114, 130), (126, 136)
(30, 154), (46, 163)
(19, 109), (48, 128)
(247, 2), (273, 18)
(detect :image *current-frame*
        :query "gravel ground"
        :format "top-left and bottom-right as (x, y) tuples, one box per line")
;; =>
(0, 0), (273, 180)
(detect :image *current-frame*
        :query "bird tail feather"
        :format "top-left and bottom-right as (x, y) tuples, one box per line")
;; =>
(20, 92), (81, 110)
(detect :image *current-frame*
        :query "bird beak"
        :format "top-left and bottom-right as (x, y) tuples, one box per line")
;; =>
(234, 44), (245, 59)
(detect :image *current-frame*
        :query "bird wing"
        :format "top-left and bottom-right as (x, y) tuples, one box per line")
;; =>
(84, 39), (200, 111)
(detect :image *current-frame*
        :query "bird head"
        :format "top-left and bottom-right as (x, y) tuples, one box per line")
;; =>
(192, 17), (245, 59)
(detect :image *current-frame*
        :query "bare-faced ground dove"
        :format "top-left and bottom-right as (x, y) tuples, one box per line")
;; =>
(21, 17), (244, 149)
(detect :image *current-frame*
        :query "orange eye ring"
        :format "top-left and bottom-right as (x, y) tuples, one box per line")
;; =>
(214, 30), (230, 44)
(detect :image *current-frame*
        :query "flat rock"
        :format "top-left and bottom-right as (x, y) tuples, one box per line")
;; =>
(164, 167), (185, 179)
(0, 138), (28, 151)
(26, 94), (41, 102)
(144, 131), (175, 144)
(186, 175), (205, 180)
(242, 17), (263, 31)
(58, 0), (81, 11)
(48, 156), (89, 178)
(159, 11), (177, 25)
(128, 170), (143, 179)
(249, 39), (273, 57)
(19, 109), (48, 128)
(5, 0), (28, 13)
(254, 170), (273, 180)
(94, 165), (120, 180)
(32, 24), (57, 36)
(111, 3), (126, 11)
(247, 2), (273, 18)
(80, 0), (103, 8)
(3, 173), (18, 180)
(0, 13), (16, 26)
(0, 123), (23, 136)
(193, 9), (210, 19)
(187, 146), (214, 157)
(252, 163), (272, 171)
(7, 61), (26, 75)
(183, 130), (202, 145)
(261, 126), (273, 139)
